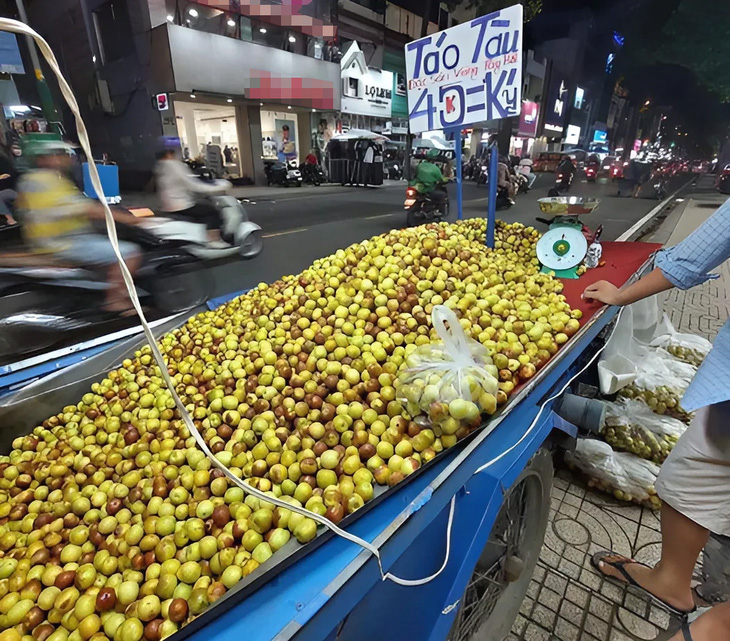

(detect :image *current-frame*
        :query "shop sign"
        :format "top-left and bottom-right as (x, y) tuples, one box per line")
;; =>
(565, 124), (581, 145)
(574, 86), (585, 110)
(341, 41), (393, 118)
(404, 4), (523, 134)
(155, 93), (169, 111)
(543, 71), (569, 134)
(0, 33), (23, 74)
(593, 129), (607, 143)
(518, 100), (539, 137)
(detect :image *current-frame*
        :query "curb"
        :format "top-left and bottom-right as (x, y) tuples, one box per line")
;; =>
(617, 176), (697, 242)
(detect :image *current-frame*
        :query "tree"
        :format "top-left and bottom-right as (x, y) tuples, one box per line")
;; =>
(467, 0), (542, 22)
(621, 0), (730, 100)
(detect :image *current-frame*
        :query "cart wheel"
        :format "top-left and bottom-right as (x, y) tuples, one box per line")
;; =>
(448, 448), (553, 641)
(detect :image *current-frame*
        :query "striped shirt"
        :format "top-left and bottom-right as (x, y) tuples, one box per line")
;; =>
(654, 199), (730, 411)
(16, 169), (90, 252)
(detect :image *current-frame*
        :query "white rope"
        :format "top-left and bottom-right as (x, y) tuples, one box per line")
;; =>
(2, 17), (620, 592)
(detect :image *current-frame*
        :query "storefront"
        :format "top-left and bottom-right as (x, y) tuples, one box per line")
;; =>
(153, 24), (340, 184)
(541, 70), (569, 150)
(383, 49), (408, 145)
(174, 98), (242, 177)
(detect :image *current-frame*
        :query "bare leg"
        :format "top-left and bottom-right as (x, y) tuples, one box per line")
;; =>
(667, 602), (730, 640)
(104, 252), (142, 312)
(207, 229), (222, 242)
(598, 503), (707, 612)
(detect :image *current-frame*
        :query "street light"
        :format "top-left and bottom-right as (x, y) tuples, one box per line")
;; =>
(227, 18), (236, 27)
(288, 35), (296, 43)
(259, 27), (267, 34)
(188, 8), (198, 17)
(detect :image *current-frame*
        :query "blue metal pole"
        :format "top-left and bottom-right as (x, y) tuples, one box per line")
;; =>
(450, 127), (463, 219)
(486, 143), (498, 248)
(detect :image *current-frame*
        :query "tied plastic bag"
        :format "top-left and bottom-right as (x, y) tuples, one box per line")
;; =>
(396, 306), (500, 437)
(565, 438), (662, 508)
(618, 347), (697, 423)
(649, 313), (713, 367)
(602, 397), (687, 463)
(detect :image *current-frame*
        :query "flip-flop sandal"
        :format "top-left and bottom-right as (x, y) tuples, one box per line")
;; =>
(591, 551), (696, 618)
(680, 622), (693, 641)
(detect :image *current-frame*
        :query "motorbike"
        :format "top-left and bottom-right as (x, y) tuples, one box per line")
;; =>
(718, 166), (730, 195)
(404, 183), (450, 226)
(384, 160), (403, 180)
(495, 185), (514, 210)
(585, 163), (599, 182)
(475, 163), (489, 185)
(513, 172), (529, 194)
(554, 169), (574, 192)
(299, 162), (326, 186)
(264, 158), (302, 187)
(0, 196), (262, 364)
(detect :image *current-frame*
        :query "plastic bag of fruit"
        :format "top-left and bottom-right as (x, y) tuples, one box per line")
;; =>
(649, 314), (712, 368)
(601, 397), (686, 463)
(565, 438), (662, 508)
(396, 305), (500, 434)
(617, 348), (696, 423)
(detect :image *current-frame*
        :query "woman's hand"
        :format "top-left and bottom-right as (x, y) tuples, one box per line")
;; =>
(582, 280), (624, 306)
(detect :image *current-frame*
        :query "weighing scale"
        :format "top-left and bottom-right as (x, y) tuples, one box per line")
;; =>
(536, 197), (599, 279)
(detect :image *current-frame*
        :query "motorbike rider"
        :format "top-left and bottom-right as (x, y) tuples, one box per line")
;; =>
(497, 156), (516, 205)
(518, 156), (536, 190)
(154, 137), (232, 248)
(413, 148), (448, 214)
(557, 155), (576, 182)
(16, 138), (142, 314)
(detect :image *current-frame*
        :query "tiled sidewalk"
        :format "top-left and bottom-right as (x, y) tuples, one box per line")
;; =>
(509, 186), (729, 641)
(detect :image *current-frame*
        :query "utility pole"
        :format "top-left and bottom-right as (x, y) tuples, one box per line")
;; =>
(420, 0), (433, 37)
(15, 0), (60, 130)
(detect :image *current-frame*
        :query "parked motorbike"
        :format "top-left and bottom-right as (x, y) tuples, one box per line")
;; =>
(404, 184), (449, 226)
(513, 172), (529, 194)
(384, 160), (403, 180)
(299, 162), (326, 186)
(495, 185), (514, 210)
(264, 158), (302, 187)
(0, 196), (262, 363)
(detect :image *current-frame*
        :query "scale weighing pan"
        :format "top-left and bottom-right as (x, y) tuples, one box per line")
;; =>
(538, 196), (600, 217)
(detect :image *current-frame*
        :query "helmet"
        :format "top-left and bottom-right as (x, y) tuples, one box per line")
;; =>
(157, 136), (182, 153)
(21, 136), (73, 159)
(426, 148), (440, 160)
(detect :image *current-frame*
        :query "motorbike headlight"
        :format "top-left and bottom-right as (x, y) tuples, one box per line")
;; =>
(393, 164), (399, 170)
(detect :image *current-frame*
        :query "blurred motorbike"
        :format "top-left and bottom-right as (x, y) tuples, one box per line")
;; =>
(300, 163), (326, 186)
(404, 183), (449, 226)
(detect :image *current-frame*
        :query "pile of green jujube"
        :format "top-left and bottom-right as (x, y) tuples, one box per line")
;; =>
(601, 422), (677, 464)
(0, 220), (579, 641)
(617, 384), (692, 424)
(666, 344), (705, 368)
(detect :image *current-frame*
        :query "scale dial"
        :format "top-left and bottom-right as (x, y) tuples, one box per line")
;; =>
(536, 226), (588, 271)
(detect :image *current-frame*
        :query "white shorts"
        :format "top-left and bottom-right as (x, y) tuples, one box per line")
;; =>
(656, 402), (730, 536)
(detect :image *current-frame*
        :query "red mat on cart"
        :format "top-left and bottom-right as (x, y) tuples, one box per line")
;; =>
(560, 241), (662, 322)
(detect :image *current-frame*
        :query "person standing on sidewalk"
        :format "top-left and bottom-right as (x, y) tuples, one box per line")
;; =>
(583, 199), (730, 641)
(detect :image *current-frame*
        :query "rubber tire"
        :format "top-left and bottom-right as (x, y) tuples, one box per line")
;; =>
(448, 448), (553, 641)
(239, 230), (264, 259)
(406, 210), (419, 227)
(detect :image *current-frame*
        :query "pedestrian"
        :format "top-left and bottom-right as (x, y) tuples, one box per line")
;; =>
(223, 145), (233, 164)
(583, 197), (730, 641)
(0, 142), (18, 224)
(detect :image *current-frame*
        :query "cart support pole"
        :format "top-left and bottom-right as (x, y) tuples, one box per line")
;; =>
(451, 127), (463, 220)
(486, 142), (498, 248)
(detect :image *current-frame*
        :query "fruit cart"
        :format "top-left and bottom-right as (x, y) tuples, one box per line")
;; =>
(0, 18), (667, 641)
(0, 237), (659, 641)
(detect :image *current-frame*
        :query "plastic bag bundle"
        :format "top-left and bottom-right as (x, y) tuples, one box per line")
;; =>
(565, 438), (662, 508)
(649, 313), (713, 368)
(617, 348), (696, 423)
(396, 306), (500, 438)
(602, 397), (686, 463)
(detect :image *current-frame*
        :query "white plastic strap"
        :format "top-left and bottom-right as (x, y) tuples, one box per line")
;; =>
(431, 305), (473, 368)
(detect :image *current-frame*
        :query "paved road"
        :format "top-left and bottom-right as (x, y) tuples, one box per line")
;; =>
(205, 172), (693, 299)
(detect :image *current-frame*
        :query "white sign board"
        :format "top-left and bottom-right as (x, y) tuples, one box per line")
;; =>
(341, 41), (393, 118)
(405, 5), (523, 134)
